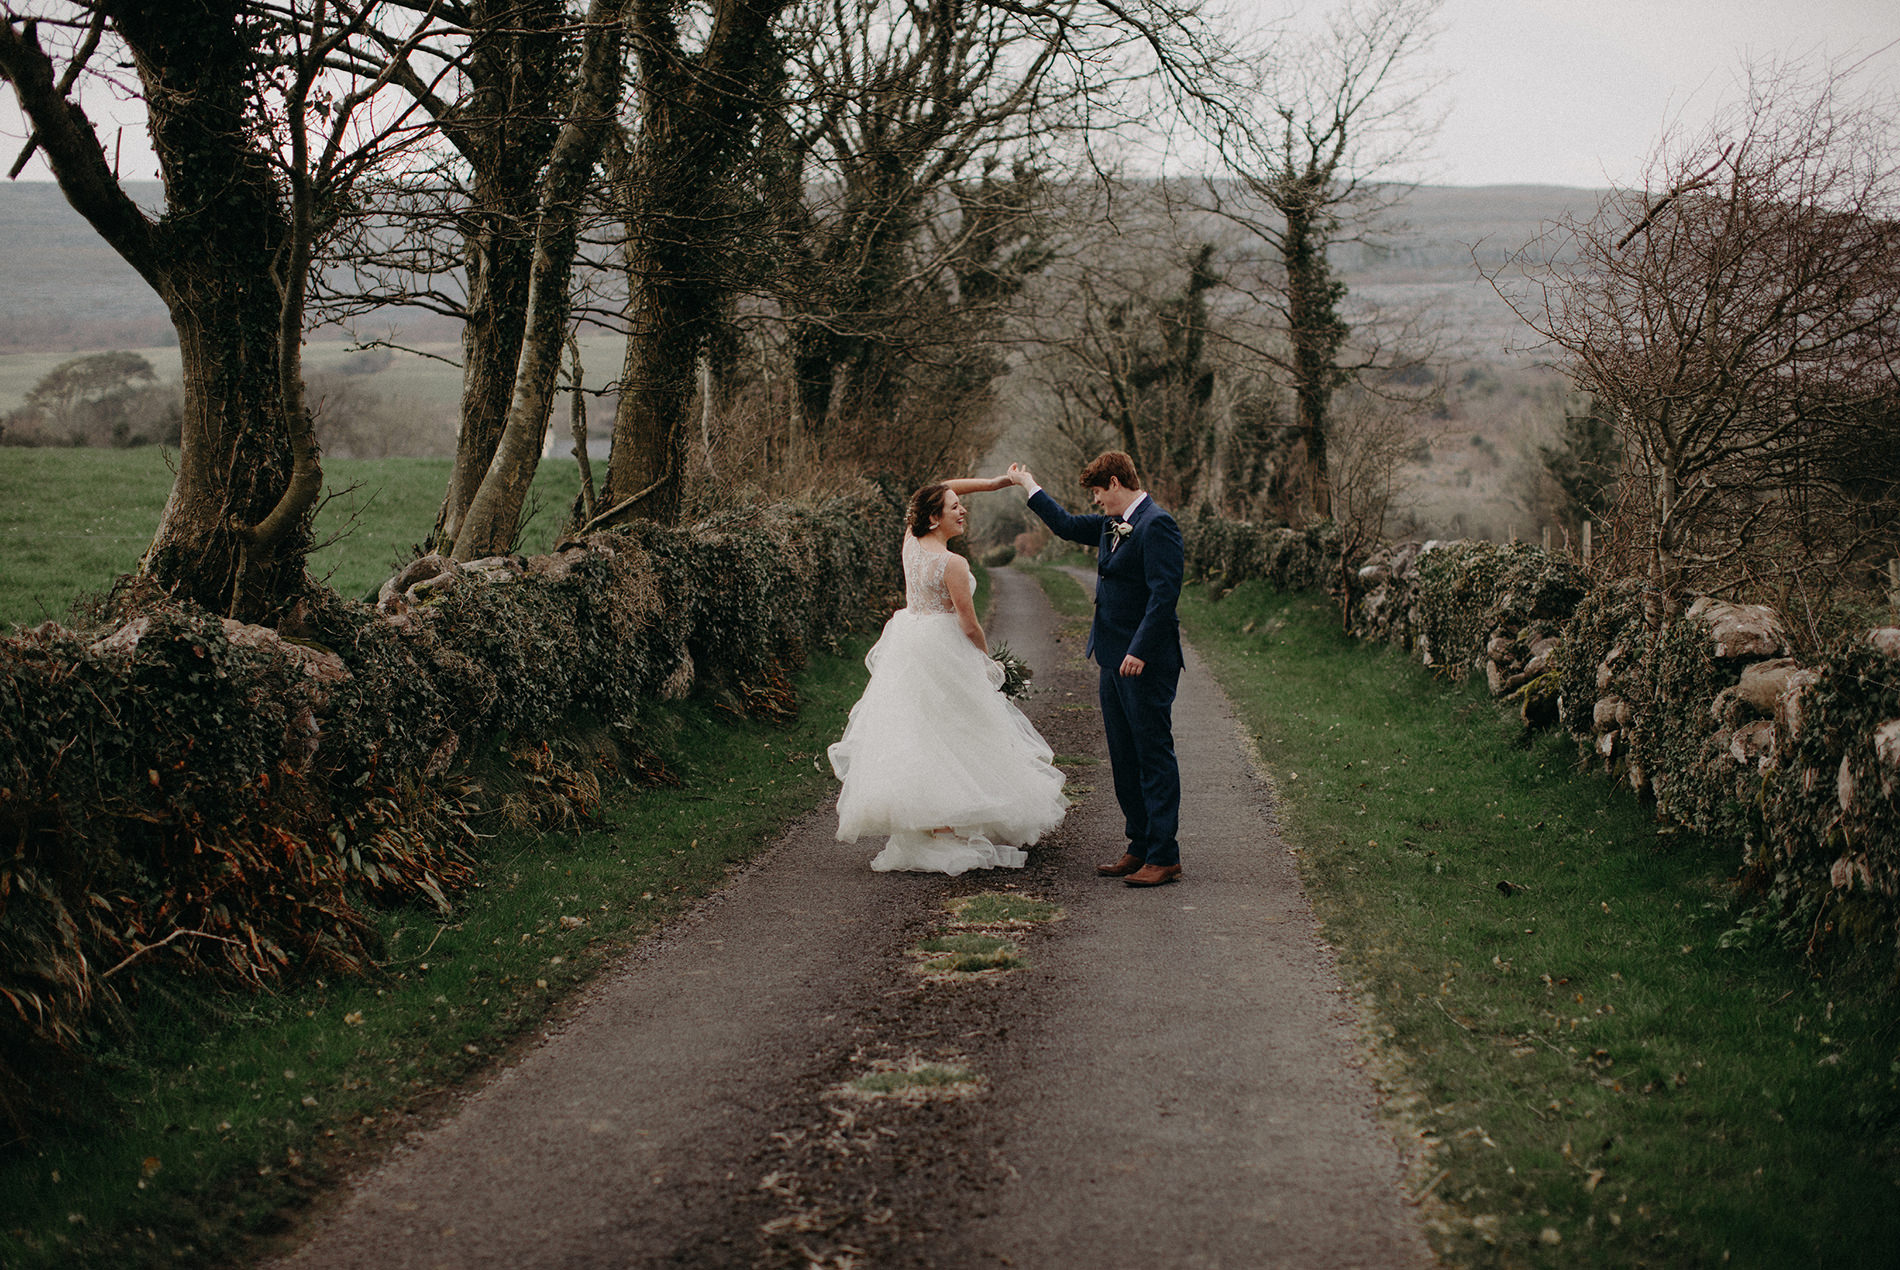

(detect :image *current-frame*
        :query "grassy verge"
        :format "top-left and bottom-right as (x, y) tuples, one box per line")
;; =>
(1012, 559), (1094, 621)
(1179, 584), (1899, 1268)
(0, 645), (869, 1269)
(0, 451), (589, 630)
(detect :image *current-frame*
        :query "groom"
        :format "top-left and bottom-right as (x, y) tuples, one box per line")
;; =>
(1009, 453), (1185, 887)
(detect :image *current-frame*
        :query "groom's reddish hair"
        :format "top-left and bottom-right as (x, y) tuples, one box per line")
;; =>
(1079, 451), (1141, 491)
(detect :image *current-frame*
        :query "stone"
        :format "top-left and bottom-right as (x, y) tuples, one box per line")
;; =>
(1357, 562), (1391, 587)
(1734, 657), (1803, 712)
(1523, 637), (1560, 678)
(1875, 719), (1900, 770)
(1593, 696), (1627, 732)
(462, 554), (527, 583)
(1684, 596), (1787, 659)
(1596, 644), (1627, 693)
(1830, 854), (1873, 891)
(88, 616), (151, 656)
(1775, 668), (1822, 741)
(1596, 728), (1618, 757)
(1838, 755), (1856, 814)
(1875, 719), (1900, 797)
(1868, 627), (1900, 658)
(1729, 719), (1776, 769)
(218, 619), (347, 687)
(526, 553), (571, 582)
(88, 616), (346, 699)
(659, 649), (695, 702)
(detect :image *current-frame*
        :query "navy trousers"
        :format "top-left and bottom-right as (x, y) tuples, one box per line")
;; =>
(1098, 659), (1182, 867)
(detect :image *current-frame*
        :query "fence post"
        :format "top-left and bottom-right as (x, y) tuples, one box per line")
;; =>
(1541, 525), (1551, 553)
(1583, 520), (1593, 566)
(1889, 558), (1899, 612)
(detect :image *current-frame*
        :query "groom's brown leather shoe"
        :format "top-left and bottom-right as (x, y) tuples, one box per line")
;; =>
(1095, 853), (1144, 877)
(1123, 863), (1182, 887)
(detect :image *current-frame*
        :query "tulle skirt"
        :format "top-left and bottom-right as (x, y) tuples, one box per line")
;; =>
(829, 610), (1068, 874)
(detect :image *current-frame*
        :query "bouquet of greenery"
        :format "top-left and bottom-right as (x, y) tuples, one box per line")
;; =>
(990, 642), (1034, 699)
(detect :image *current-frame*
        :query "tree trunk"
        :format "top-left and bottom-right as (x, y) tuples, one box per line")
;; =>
(435, 214), (536, 551)
(595, 0), (789, 529)
(430, 0), (564, 552)
(2, 4), (309, 621)
(1282, 203), (1343, 523)
(144, 261), (308, 618)
(451, 0), (626, 560)
(789, 323), (841, 452)
(601, 258), (696, 525)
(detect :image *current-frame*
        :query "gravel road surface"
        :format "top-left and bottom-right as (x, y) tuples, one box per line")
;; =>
(272, 564), (1432, 1269)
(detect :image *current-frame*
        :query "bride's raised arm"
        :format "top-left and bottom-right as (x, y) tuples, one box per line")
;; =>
(940, 474), (1012, 495)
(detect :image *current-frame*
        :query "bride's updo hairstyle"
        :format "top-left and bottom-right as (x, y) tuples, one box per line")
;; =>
(908, 482), (951, 537)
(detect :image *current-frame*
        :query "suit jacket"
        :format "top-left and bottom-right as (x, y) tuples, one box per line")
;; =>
(1027, 488), (1184, 672)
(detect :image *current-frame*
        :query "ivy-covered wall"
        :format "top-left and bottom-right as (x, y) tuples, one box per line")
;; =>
(0, 489), (900, 1122)
(1183, 518), (1900, 972)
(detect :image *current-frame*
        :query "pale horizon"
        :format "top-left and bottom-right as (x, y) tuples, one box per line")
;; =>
(4, 1), (1897, 192)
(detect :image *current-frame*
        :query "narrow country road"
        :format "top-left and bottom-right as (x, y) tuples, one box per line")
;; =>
(270, 566), (1432, 1269)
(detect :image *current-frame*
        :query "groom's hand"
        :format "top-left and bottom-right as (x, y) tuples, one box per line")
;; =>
(1007, 463), (1035, 488)
(1119, 654), (1145, 677)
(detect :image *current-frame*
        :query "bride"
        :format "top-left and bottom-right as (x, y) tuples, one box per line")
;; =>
(828, 477), (1068, 875)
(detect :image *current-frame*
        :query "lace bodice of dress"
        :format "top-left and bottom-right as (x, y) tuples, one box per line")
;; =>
(902, 536), (956, 614)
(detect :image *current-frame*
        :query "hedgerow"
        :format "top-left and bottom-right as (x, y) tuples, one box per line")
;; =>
(0, 487), (900, 1128)
(1181, 516), (1900, 973)
(1184, 517), (1339, 595)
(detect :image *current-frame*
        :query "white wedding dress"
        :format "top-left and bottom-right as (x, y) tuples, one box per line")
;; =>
(829, 535), (1068, 874)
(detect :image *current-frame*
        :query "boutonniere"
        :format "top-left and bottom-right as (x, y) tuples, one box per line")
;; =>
(1109, 519), (1133, 542)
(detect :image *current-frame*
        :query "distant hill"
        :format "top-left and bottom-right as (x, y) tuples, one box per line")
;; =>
(0, 178), (1600, 362)
(0, 181), (174, 352)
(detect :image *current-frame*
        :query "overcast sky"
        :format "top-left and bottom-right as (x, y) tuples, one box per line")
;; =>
(2, 0), (1897, 191)
(1410, 0), (1900, 187)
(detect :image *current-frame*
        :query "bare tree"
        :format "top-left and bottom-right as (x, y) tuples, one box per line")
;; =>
(1507, 56), (1900, 626)
(765, 0), (1082, 456)
(334, 0), (575, 554)
(449, 0), (628, 558)
(1203, 0), (1443, 523)
(1328, 385), (1429, 618)
(572, 0), (793, 534)
(1039, 242), (1222, 509)
(1, 1), (438, 618)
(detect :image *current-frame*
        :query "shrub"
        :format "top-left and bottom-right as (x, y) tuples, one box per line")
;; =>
(1183, 517), (1339, 594)
(0, 487), (900, 1129)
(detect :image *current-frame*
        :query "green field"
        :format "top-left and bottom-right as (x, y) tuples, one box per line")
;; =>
(1179, 582), (1900, 1269)
(0, 449), (593, 629)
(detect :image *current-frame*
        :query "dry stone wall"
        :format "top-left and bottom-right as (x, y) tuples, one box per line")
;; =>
(1182, 517), (1900, 969)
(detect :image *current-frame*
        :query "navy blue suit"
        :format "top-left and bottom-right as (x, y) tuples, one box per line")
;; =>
(1027, 488), (1185, 867)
